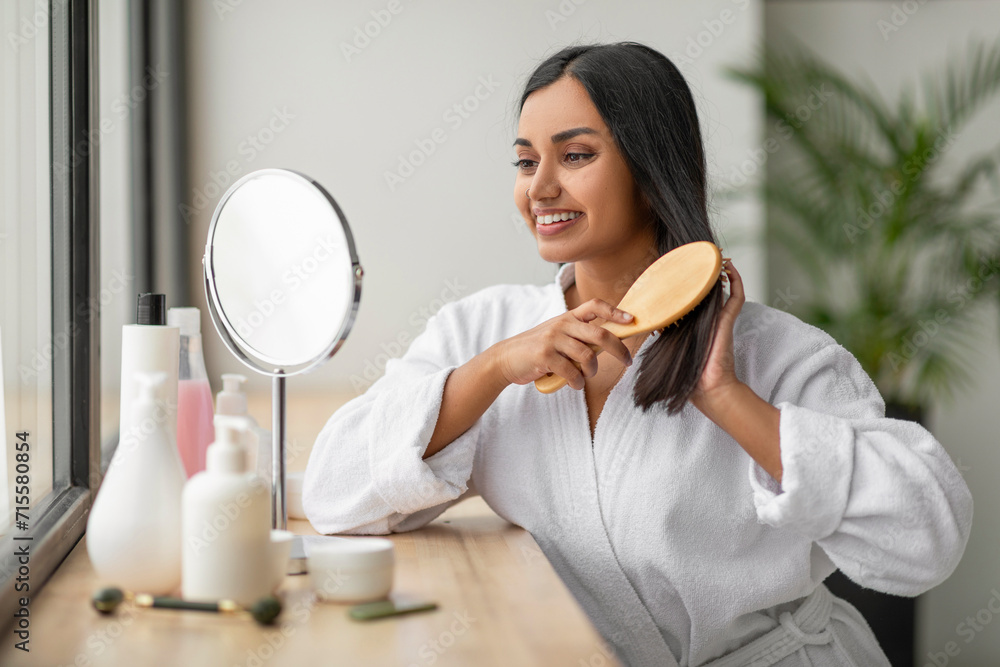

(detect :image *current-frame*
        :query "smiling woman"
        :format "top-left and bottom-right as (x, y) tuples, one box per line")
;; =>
(510, 45), (724, 415)
(303, 42), (973, 667)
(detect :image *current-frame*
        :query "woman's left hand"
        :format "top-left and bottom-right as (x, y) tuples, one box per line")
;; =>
(690, 259), (783, 481)
(690, 259), (746, 410)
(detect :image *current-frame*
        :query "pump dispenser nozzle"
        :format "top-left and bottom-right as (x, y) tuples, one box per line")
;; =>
(217, 374), (248, 416)
(131, 371), (167, 423)
(207, 415), (249, 474)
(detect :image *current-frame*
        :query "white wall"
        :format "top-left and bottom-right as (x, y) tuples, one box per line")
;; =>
(766, 2), (1000, 665)
(184, 0), (765, 398)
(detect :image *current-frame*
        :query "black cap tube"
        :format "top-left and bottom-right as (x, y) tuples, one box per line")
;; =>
(136, 293), (167, 325)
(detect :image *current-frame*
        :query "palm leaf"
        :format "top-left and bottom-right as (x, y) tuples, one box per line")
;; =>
(924, 37), (1000, 133)
(728, 39), (1000, 407)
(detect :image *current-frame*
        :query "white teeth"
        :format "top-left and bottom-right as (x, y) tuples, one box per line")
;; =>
(537, 211), (582, 225)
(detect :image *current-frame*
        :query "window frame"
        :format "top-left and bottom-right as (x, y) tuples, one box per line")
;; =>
(0, 0), (98, 620)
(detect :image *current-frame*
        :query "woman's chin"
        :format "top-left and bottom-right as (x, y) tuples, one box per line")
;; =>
(535, 243), (578, 265)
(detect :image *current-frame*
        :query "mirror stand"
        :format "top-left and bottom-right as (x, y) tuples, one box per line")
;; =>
(272, 374), (287, 531)
(204, 168), (363, 577)
(271, 373), (309, 573)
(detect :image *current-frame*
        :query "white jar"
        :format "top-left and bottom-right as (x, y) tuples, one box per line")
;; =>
(308, 538), (395, 603)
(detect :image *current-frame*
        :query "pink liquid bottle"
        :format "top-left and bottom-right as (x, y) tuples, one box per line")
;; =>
(168, 307), (215, 477)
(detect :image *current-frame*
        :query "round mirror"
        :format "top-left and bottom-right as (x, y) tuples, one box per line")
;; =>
(204, 169), (362, 375)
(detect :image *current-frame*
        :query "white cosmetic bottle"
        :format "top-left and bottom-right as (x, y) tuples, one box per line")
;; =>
(182, 415), (273, 605)
(119, 294), (180, 452)
(87, 371), (185, 594)
(215, 374), (273, 496)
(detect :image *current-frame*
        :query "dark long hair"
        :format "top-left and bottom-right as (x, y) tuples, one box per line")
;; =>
(517, 42), (724, 414)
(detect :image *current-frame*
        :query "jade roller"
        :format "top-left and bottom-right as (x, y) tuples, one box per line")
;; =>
(91, 586), (282, 626)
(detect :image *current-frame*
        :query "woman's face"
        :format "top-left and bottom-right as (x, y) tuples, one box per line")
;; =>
(513, 75), (654, 265)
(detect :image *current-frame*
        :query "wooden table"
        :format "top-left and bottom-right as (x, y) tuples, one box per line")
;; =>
(0, 497), (618, 666)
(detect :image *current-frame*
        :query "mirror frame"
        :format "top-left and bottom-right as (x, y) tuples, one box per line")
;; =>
(202, 168), (363, 377)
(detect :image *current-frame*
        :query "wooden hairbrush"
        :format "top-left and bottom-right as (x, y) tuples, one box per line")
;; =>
(534, 241), (723, 394)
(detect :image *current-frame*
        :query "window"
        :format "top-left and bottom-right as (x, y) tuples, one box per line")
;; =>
(0, 0), (98, 621)
(1, 0), (54, 535)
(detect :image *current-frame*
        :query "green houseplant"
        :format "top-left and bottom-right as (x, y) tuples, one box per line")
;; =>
(726, 39), (1000, 418)
(726, 39), (1000, 666)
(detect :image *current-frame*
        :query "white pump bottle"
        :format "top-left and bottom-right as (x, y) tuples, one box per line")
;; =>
(87, 371), (185, 594)
(182, 415), (273, 605)
(215, 373), (272, 495)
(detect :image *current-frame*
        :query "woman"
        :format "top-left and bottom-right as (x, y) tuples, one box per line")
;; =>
(303, 42), (972, 666)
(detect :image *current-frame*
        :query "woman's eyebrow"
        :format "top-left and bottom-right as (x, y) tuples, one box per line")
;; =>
(512, 126), (599, 147)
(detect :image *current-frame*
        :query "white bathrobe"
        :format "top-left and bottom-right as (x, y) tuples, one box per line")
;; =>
(303, 263), (973, 667)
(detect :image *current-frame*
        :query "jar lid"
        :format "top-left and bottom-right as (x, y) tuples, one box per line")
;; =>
(308, 537), (395, 571)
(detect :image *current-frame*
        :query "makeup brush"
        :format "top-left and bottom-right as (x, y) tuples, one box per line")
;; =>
(91, 586), (282, 626)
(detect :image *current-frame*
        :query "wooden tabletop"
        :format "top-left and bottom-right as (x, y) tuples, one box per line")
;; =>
(0, 496), (618, 666)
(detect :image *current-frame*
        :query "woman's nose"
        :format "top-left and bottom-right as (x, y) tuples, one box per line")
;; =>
(529, 163), (560, 201)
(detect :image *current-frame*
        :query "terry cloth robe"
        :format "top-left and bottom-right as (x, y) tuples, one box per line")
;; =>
(303, 263), (973, 667)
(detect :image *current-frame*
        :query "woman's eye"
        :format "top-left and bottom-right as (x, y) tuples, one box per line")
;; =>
(511, 153), (593, 171)
(565, 152), (595, 164)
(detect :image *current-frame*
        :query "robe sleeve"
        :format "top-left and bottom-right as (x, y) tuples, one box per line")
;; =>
(302, 300), (481, 536)
(746, 341), (973, 596)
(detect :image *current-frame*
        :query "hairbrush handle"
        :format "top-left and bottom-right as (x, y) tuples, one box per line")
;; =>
(533, 347), (599, 394)
(533, 313), (656, 394)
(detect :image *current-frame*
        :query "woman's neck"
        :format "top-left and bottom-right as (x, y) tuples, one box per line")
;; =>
(565, 242), (660, 310)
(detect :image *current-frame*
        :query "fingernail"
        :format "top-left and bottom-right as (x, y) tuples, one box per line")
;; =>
(621, 311), (633, 321)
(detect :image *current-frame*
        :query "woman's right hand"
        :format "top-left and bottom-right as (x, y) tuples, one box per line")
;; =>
(488, 299), (635, 390)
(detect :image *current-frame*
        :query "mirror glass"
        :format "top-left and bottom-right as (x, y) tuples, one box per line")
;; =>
(205, 169), (360, 372)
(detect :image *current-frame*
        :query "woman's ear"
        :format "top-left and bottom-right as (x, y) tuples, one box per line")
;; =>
(639, 193), (661, 246)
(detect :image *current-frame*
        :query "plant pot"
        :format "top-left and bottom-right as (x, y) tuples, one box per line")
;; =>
(823, 401), (924, 667)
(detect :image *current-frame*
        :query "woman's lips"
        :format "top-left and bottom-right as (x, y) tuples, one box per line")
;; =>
(535, 213), (584, 236)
